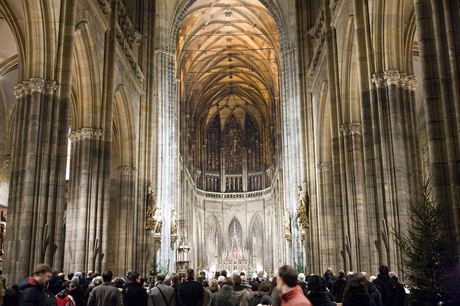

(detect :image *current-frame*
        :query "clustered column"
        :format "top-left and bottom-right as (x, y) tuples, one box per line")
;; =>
(66, 128), (105, 273)
(5, 78), (63, 284)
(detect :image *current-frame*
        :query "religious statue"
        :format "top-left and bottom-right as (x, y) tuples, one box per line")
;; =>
(171, 210), (178, 237)
(296, 182), (310, 234)
(284, 209), (292, 241)
(146, 184), (162, 234)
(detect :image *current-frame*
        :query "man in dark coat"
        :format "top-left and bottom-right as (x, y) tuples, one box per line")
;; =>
(389, 273), (405, 306)
(373, 265), (396, 306)
(124, 271), (148, 306)
(332, 270), (346, 303)
(19, 264), (53, 306)
(178, 269), (204, 306)
(87, 271), (123, 306)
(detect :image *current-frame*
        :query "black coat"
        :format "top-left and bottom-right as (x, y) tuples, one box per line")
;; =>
(373, 274), (396, 306)
(367, 282), (382, 306)
(124, 280), (148, 306)
(69, 283), (85, 306)
(392, 282), (405, 306)
(342, 287), (375, 306)
(306, 291), (336, 306)
(178, 278), (204, 306)
(4, 286), (21, 306)
(18, 277), (46, 306)
(332, 278), (346, 303)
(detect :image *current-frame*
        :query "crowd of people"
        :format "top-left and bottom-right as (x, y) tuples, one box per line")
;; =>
(0, 264), (408, 306)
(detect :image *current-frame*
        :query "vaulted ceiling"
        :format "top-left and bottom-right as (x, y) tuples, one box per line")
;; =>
(177, 0), (280, 131)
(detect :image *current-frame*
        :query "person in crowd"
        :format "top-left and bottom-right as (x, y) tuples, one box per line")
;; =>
(55, 281), (76, 306)
(0, 275), (6, 304)
(217, 276), (226, 289)
(373, 265), (396, 306)
(388, 272), (405, 306)
(270, 277), (280, 306)
(305, 275), (335, 306)
(249, 281), (271, 306)
(214, 272), (221, 280)
(111, 277), (125, 299)
(84, 272), (94, 288)
(69, 278), (84, 306)
(200, 271), (207, 279)
(148, 274), (176, 306)
(169, 273), (181, 306)
(4, 283), (21, 306)
(276, 265), (312, 306)
(43, 282), (57, 306)
(67, 274), (74, 282)
(49, 271), (64, 295)
(178, 269), (204, 306)
(360, 273), (382, 306)
(19, 263), (53, 306)
(255, 272), (264, 284)
(124, 271), (148, 306)
(84, 276), (102, 303)
(197, 276), (212, 306)
(232, 275), (252, 306)
(87, 271), (123, 306)
(332, 270), (346, 303)
(210, 277), (238, 306)
(341, 274), (374, 306)
(322, 269), (334, 293)
(209, 279), (219, 293)
(297, 274), (308, 297)
(240, 275), (251, 290)
(257, 295), (272, 306)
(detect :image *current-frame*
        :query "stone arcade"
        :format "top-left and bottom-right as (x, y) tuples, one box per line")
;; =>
(0, 0), (459, 283)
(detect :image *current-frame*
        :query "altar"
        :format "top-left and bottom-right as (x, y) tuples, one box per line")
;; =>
(218, 221), (249, 271)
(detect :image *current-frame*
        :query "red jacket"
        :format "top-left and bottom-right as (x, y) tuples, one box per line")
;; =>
(281, 286), (312, 306)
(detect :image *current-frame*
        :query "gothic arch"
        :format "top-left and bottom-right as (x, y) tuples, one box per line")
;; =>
(113, 85), (136, 167)
(248, 214), (263, 269)
(72, 21), (103, 128)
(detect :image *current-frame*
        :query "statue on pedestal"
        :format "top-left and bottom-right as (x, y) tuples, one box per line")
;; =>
(296, 182), (310, 234)
(146, 184), (162, 234)
(171, 210), (178, 237)
(284, 209), (292, 241)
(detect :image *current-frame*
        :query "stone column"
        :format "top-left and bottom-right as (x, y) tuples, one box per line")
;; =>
(66, 128), (104, 273)
(116, 166), (137, 274)
(414, 0), (460, 238)
(4, 79), (62, 283)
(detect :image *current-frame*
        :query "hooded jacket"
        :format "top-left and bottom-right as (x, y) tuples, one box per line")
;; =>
(19, 277), (46, 306)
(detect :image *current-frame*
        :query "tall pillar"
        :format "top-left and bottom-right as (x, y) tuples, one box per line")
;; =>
(414, 0), (460, 239)
(117, 166), (137, 274)
(4, 79), (62, 283)
(66, 128), (104, 273)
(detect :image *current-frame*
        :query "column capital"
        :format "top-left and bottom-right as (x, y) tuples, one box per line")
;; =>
(13, 78), (58, 98)
(316, 162), (332, 171)
(340, 122), (362, 136)
(118, 166), (137, 175)
(404, 74), (417, 91)
(383, 70), (402, 86)
(69, 128), (104, 141)
(371, 73), (385, 88)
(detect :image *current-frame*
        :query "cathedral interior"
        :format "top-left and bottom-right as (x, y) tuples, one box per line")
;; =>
(0, 0), (459, 283)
